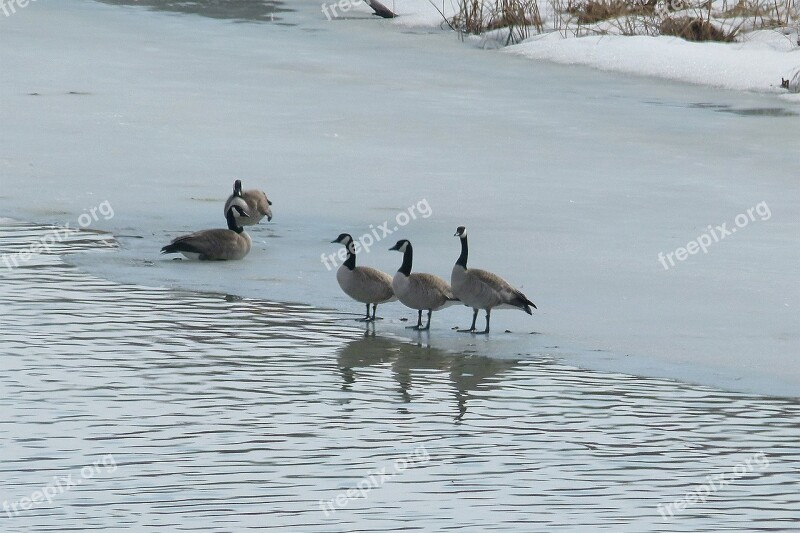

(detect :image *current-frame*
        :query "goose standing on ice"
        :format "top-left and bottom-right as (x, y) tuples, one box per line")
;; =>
(331, 233), (395, 321)
(161, 205), (252, 260)
(451, 226), (536, 333)
(389, 239), (458, 331)
(224, 179), (273, 226)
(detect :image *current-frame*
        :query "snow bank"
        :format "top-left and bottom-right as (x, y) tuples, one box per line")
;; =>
(388, 2), (800, 95)
(507, 32), (800, 95)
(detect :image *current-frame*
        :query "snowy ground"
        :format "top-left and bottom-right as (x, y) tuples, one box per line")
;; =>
(508, 31), (800, 94)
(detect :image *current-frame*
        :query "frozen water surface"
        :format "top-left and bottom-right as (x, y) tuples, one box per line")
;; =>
(0, 1), (799, 530)
(1, 0), (796, 395)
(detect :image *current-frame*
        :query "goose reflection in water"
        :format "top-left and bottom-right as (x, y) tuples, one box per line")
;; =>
(336, 333), (519, 421)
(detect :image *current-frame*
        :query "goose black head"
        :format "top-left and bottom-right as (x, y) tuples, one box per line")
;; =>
(331, 233), (353, 245)
(233, 179), (243, 197)
(389, 239), (411, 253)
(225, 204), (249, 233)
(454, 226), (467, 238)
(229, 204), (249, 218)
(781, 78), (790, 89)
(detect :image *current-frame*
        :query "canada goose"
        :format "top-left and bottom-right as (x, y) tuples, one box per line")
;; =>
(224, 179), (273, 225)
(161, 205), (252, 260)
(451, 226), (536, 334)
(389, 239), (458, 331)
(331, 233), (395, 321)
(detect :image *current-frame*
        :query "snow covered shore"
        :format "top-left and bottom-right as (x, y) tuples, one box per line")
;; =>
(507, 32), (800, 95)
(366, 0), (800, 96)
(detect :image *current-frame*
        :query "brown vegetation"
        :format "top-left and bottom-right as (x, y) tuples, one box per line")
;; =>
(445, 0), (796, 44)
(660, 16), (738, 41)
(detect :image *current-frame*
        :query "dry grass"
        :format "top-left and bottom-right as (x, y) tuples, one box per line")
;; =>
(486, 0), (543, 31)
(451, 0), (485, 33)
(451, 0), (543, 43)
(442, 0), (798, 44)
(660, 16), (739, 41)
(721, 0), (796, 27)
(569, 0), (655, 24)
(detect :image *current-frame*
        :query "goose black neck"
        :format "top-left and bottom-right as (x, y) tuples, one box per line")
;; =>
(343, 245), (356, 270)
(456, 236), (468, 268)
(226, 211), (244, 233)
(398, 245), (413, 276)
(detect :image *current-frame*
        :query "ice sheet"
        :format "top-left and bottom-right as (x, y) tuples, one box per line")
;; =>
(0, 0), (798, 396)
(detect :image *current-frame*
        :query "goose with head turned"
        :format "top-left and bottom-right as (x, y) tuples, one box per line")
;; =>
(331, 233), (396, 321)
(224, 179), (273, 226)
(161, 205), (252, 260)
(451, 226), (536, 333)
(389, 239), (458, 331)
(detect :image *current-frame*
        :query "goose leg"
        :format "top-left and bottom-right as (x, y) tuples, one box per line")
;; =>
(357, 303), (372, 322)
(370, 303), (380, 321)
(473, 309), (490, 335)
(406, 309), (423, 329)
(458, 308), (479, 333)
(419, 310), (432, 331)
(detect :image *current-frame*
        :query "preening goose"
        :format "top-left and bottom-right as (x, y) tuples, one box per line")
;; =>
(389, 239), (458, 331)
(224, 179), (273, 226)
(331, 233), (395, 321)
(451, 226), (536, 333)
(161, 205), (252, 260)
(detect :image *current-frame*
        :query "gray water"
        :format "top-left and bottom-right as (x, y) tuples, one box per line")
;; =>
(95, 0), (293, 23)
(2, 222), (799, 531)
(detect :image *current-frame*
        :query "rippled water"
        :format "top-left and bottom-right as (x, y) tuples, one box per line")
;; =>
(2, 222), (799, 531)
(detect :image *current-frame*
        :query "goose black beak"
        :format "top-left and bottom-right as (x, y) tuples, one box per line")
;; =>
(389, 244), (400, 251)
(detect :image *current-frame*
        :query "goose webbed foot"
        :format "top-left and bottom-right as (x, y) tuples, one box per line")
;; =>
(458, 308), (479, 333)
(417, 310), (433, 331)
(457, 327), (488, 334)
(355, 303), (381, 322)
(405, 310), (423, 330)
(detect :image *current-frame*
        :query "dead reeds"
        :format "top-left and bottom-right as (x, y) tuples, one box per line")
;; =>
(443, 0), (797, 44)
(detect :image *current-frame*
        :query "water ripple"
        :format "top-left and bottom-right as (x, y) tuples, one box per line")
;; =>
(1, 222), (798, 531)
